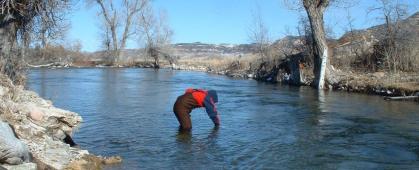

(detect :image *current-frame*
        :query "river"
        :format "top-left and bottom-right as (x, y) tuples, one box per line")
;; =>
(27, 68), (419, 169)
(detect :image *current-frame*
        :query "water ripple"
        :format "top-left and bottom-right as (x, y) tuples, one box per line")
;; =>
(26, 68), (419, 169)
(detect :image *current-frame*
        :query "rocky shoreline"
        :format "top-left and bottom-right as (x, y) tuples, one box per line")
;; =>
(0, 74), (121, 170)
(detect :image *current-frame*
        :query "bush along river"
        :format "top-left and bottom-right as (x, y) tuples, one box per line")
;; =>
(27, 68), (419, 169)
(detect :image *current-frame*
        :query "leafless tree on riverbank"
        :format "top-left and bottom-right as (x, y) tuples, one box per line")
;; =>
(283, 0), (333, 89)
(92, 0), (148, 65)
(368, 0), (417, 73)
(137, 5), (173, 69)
(248, 5), (272, 63)
(284, 0), (360, 89)
(332, 8), (371, 71)
(296, 15), (315, 66)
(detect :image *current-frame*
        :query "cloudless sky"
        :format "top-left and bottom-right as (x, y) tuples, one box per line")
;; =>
(69, 0), (418, 52)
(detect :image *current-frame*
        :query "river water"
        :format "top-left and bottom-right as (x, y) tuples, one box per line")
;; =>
(27, 68), (419, 169)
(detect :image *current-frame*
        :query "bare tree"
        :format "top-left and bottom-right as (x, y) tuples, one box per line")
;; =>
(303, 0), (330, 89)
(93, 0), (148, 65)
(248, 6), (271, 62)
(138, 6), (173, 69)
(296, 15), (315, 65)
(283, 0), (332, 89)
(368, 0), (413, 73)
(0, 0), (72, 84)
(284, 0), (361, 89)
(337, 8), (362, 70)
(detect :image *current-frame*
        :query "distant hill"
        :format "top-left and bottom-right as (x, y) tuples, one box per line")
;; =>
(81, 12), (418, 63)
(84, 42), (257, 61)
(338, 12), (418, 45)
(171, 42), (257, 58)
(333, 12), (419, 67)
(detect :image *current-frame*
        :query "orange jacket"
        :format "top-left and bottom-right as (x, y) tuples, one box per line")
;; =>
(185, 88), (207, 107)
(184, 88), (220, 125)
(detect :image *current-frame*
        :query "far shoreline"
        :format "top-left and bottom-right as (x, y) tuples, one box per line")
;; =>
(27, 65), (419, 102)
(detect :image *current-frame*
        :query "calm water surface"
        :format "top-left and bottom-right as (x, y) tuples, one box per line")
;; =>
(27, 68), (419, 169)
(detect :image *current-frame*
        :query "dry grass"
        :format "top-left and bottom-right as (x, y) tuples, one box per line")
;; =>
(176, 54), (260, 71)
(386, 82), (419, 92)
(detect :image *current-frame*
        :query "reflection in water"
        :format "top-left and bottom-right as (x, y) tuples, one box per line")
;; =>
(317, 89), (326, 112)
(176, 126), (219, 144)
(26, 68), (419, 169)
(176, 130), (192, 142)
(207, 126), (220, 138)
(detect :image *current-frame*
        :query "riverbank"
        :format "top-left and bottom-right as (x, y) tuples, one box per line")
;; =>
(29, 62), (419, 102)
(0, 74), (121, 169)
(161, 59), (418, 101)
(195, 63), (419, 101)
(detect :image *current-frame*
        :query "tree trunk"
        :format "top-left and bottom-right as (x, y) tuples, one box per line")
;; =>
(0, 14), (19, 83)
(111, 24), (119, 64)
(120, 13), (133, 55)
(149, 48), (159, 69)
(40, 21), (48, 48)
(0, 15), (17, 57)
(96, 0), (120, 65)
(118, 14), (133, 65)
(20, 27), (31, 64)
(153, 56), (159, 69)
(303, 0), (329, 89)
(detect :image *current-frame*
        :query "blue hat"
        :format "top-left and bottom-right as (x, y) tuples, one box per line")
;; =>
(207, 90), (218, 103)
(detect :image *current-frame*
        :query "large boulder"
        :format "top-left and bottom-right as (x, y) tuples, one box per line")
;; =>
(1, 162), (37, 170)
(0, 121), (30, 165)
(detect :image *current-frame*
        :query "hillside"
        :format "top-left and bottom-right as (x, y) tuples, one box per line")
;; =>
(333, 12), (419, 70)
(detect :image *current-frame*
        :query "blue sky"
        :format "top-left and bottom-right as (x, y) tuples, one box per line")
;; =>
(69, 0), (418, 52)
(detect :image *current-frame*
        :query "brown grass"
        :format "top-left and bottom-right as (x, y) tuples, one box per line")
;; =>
(386, 82), (419, 92)
(176, 54), (260, 71)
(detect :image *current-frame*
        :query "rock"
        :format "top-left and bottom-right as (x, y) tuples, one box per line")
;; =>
(1, 163), (37, 170)
(0, 74), (94, 169)
(101, 156), (123, 165)
(64, 154), (123, 170)
(0, 86), (8, 97)
(0, 121), (30, 165)
(373, 72), (385, 78)
(28, 107), (44, 122)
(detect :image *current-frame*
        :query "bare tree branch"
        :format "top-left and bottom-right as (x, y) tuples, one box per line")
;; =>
(137, 4), (173, 68)
(0, 0), (72, 84)
(93, 0), (148, 64)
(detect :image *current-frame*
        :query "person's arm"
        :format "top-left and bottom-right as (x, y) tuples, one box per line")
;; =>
(204, 96), (220, 126)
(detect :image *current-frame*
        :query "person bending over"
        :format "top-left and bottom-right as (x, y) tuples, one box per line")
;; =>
(173, 88), (220, 131)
